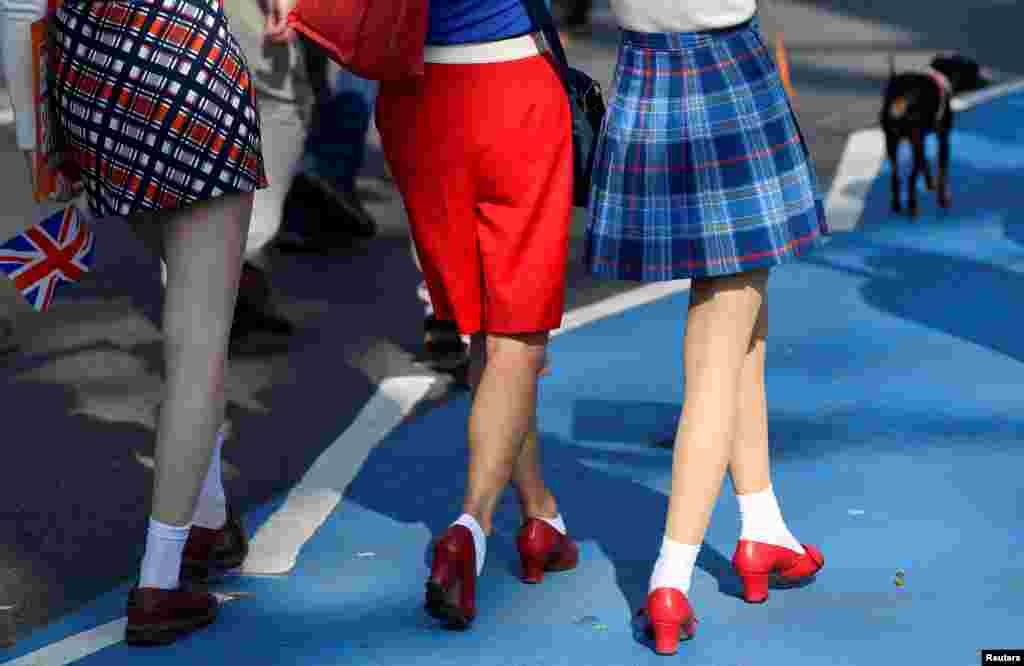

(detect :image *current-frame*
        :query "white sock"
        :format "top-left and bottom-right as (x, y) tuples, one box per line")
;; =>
(649, 537), (700, 595)
(191, 424), (228, 530)
(539, 514), (566, 535)
(139, 518), (191, 590)
(452, 514), (486, 577)
(737, 484), (805, 554)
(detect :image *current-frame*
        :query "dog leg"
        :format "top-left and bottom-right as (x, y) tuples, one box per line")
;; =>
(886, 132), (902, 213)
(908, 128), (925, 218)
(937, 129), (952, 209)
(923, 153), (935, 191)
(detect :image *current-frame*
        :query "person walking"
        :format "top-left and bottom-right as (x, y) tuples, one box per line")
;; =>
(2, 0), (271, 645)
(275, 38), (378, 251)
(375, 0), (579, 630)
(585, 2), (829, 655)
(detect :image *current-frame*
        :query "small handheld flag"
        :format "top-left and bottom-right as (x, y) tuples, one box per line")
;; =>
(0, 205), (96, 311)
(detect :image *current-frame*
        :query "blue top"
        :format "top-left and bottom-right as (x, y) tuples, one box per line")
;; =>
(426, 0), (540, 45)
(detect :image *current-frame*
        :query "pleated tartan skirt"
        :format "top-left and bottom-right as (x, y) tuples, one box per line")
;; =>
(52, 0), (268, 219)
(585, 17), (829, 282)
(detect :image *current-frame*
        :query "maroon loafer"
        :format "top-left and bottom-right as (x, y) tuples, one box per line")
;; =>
(125, 587), (218, 646)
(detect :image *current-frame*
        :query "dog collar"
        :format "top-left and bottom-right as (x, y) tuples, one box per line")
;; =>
(925, 67), (953, 98)
(924, 66), (953, 122)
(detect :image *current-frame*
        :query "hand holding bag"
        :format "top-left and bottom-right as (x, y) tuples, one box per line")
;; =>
(286, 0), (429, 81)
(520, 0), (606, 208)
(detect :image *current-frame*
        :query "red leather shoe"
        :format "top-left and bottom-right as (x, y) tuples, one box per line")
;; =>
(732, 540), (824, 603)
(643, 588), (698, 656)
(516, 518), (579, 584)
(424, 526), (477, 629)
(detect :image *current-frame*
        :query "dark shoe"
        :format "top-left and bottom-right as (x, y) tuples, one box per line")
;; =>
(422, 316), (469, 373)
(181, 507), (250, 584)
(125, 587), (218, 646)
(275, 173), (376, 252)
(229, 263), (294, 348)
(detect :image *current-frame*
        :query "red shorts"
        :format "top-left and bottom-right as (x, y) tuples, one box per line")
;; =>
(376, 54), (573, 335)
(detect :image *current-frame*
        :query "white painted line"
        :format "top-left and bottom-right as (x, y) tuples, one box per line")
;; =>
(555, 280), (691, 336)
(3, 597), (240, 666)
(951, 77), (1024, 112)
(0, 108), (13, 126)
(824, 128), (886, 232)
(241, 375), (438, 575)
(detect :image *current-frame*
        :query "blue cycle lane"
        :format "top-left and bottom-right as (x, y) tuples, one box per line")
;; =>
(5, 91), (1024, 665)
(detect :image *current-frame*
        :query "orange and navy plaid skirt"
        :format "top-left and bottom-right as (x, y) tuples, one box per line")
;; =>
(52, 0), (268, 219)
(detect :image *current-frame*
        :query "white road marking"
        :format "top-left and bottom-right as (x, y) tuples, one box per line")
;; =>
(824, 128), (886, 232)
(2, 597), (240, 666)
(951, 77), (1024, 112)
(242, 375), (437, 575)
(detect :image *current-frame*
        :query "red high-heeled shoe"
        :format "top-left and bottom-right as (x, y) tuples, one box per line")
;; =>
(516, 518), (579, 584)
(425, 525), (477, 629)
(644, 588), (698, 656)
(732, 540), (824, 603)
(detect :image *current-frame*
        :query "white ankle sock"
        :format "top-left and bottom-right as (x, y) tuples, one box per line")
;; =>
(453, 514), (486, 577)
(649, 537), (700, 595)
(737, 484), (805, 554)
(539, 514), (566, 535)
(139, 518), (191, 590)
(191, 424), (228, 530)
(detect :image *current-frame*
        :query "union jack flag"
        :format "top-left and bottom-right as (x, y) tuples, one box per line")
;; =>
(0, 205), (95, 311)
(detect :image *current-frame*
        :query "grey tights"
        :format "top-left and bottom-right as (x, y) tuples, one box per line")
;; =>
(129, 192), (253, 526)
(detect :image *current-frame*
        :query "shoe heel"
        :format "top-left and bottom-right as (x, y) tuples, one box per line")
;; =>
(739, 572), (770, 603)
(651, 621), (680, 655)
(520, 554), (546, 584)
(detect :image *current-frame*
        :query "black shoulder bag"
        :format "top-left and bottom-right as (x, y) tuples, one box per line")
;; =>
(519, 0), (606, 208)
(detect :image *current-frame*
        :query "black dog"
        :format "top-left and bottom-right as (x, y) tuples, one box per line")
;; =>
(880, 54), (989, 217)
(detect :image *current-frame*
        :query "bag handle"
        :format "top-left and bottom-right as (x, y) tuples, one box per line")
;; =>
(519, 0), (573, 94)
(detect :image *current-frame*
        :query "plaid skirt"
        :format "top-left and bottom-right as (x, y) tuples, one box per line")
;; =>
(585, 17), (828, 282)
(52, 0), (268, 219)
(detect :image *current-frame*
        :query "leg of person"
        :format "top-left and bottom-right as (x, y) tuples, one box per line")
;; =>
(278, 47), (377, 250)
(728, 295), (823, 603)
(645, 268), (768, 655)
(125, 192), (251, 646)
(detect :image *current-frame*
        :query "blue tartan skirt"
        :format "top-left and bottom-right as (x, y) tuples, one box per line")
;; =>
(585, 17), (829, 282)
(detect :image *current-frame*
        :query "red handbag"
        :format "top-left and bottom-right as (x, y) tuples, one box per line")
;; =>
(286, 0), (429, 81)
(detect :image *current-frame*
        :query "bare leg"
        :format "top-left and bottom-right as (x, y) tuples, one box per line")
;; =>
(464, 335), (558, 523)
(727, 296), (770, 495)
(149, 193), (252, 526)
(461, 332), (548, 533)
(664, 269), (769, 545)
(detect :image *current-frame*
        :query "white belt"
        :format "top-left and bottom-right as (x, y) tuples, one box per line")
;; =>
(423, 33), (547, 64)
